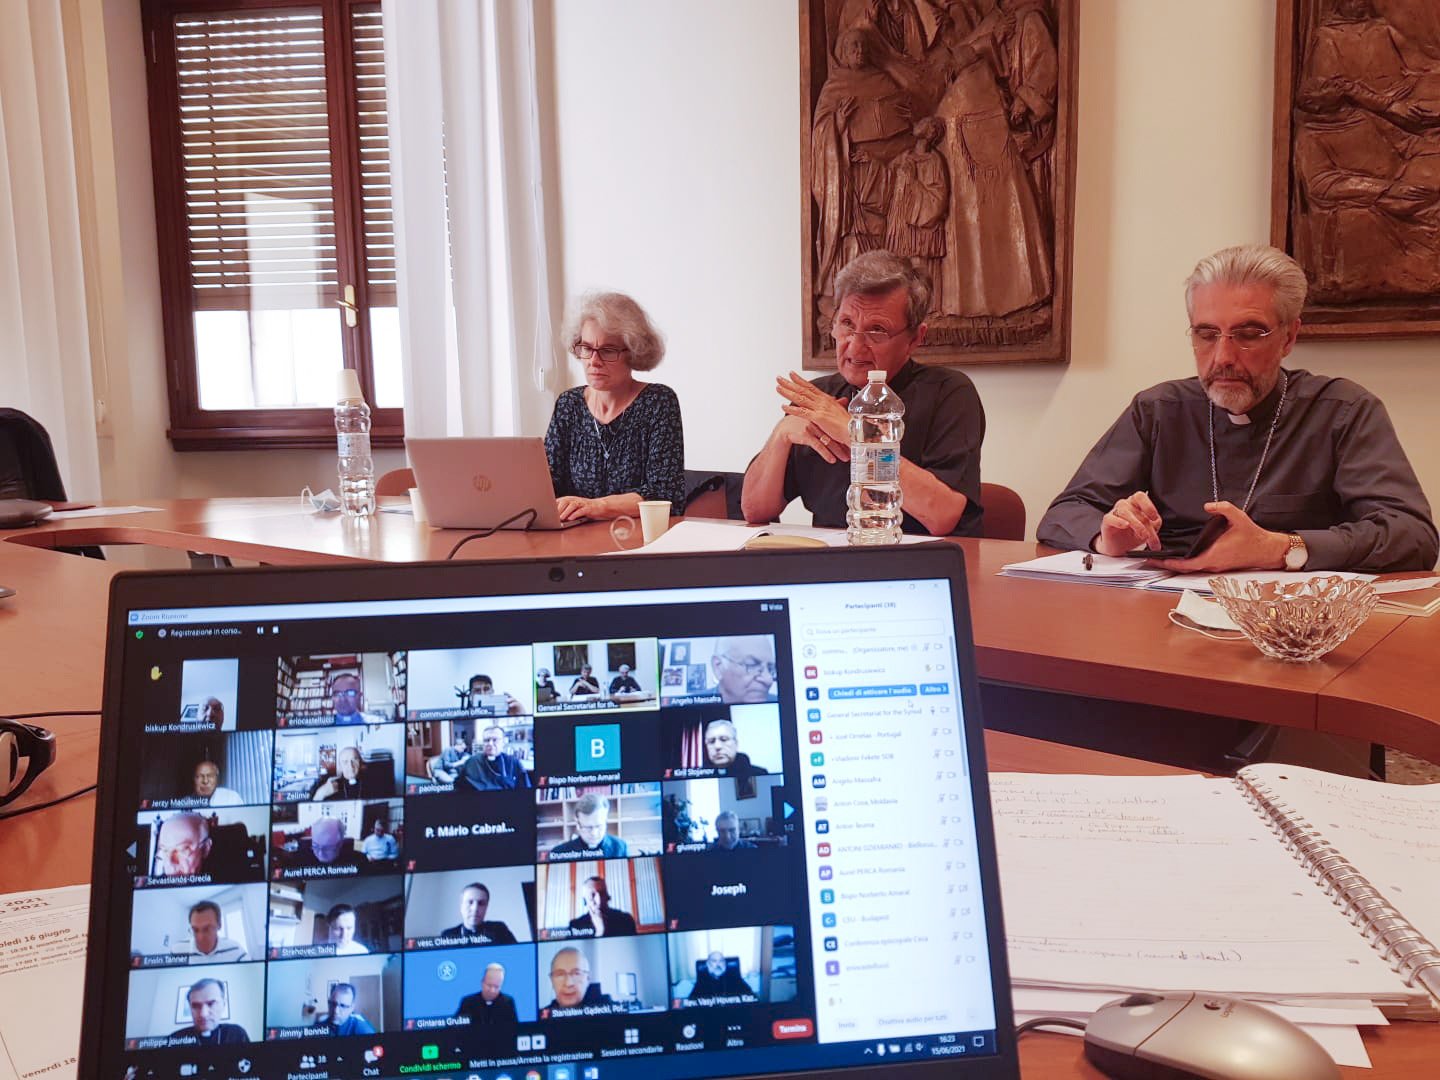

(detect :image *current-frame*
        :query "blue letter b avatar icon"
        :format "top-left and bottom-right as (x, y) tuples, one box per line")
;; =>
(575, 723), (622, 772)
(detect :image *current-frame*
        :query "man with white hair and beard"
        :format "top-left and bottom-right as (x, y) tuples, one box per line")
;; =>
(1038, 243), (1436, 573)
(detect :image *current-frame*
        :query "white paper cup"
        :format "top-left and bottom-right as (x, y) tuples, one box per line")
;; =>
(639, 500), (672, 544)
(408, 487), (428, 525)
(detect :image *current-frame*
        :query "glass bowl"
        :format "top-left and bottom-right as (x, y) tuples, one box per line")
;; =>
(1207, 575), (1378, 662)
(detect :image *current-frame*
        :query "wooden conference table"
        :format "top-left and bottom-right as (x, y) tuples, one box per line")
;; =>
(0, 504), (1437, 1075)
(9, 498), (1440, 763)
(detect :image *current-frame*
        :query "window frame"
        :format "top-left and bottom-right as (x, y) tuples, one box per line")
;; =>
(142, 0), (402, 450)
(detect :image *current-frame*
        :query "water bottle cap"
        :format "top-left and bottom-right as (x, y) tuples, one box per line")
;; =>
(336, 368), (366, 403)
(866, 369), (886, 382)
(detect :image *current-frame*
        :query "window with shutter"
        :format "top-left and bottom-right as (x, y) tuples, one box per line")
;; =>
(143, 0), (401, 449)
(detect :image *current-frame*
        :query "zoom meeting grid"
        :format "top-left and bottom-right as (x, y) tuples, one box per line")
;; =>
(107, 581), (998, 1080)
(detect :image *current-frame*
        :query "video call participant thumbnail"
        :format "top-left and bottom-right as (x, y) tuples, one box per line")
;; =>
(549, 792), (627, 860)
(267, 876), (405, 958)
(532, 710), (662, 786)
(273, 725), (404, 803)
(536, 784), (663, 862)
(136, 731), (273, 810)
(406, 645), (535, 718)
(264, 954), (402, 1038)
(129, 884), (265, 967)
(124, 965), (265, 1050)
(456, 724), (532, 792)
(405, 867), (535, 948)
(535, 858), (664, 940)
(271, 800), (403, 879)
(537, 938), (668, 1019)
(659, 636), (779, 706)
(174, 658), (240, 732)
(667, 926), (798, 1008)
(401, 943), (536, 1040)
(276, 653), (403, 727)
(440, 882), (518, 944)
(172, 977), (249, 1043)
(405, 789), (535, 872)
(136, 807), (268, 887)
(663, 703), (782, 780)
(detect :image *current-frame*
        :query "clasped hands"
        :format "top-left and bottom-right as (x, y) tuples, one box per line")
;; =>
(774, 371), (850, 465)
(1097, 491), (1290, 572)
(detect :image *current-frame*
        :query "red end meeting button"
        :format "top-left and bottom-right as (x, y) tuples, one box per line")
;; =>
(772, 1019), (814, 1039)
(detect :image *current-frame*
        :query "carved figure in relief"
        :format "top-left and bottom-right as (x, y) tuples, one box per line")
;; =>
(997, 0), (1059, 215)
(838, 0), (930, 61)
(807, 0), (1065, 349)
(884, 118), (950, 310)
(811, 29), (916, 302)
(1292, 0), (1440, 300)
(933, 4), (1051, 318)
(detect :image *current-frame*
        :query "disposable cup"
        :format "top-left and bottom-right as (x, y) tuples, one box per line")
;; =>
(408, 487), (429, 525)
(638, 500), (672, 544)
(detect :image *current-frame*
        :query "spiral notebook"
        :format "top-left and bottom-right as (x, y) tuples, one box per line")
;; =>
(992, 765), (1440, 1019)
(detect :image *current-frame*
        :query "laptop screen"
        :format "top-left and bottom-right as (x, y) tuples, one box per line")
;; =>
(84, 549), (1014, 1080)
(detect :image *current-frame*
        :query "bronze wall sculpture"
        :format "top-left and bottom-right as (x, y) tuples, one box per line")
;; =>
(1272, 0), (1440, 338)
(801, 0), (1077, 367)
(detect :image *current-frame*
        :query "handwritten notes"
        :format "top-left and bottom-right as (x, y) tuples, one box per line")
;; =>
(1241, 764), (1440, 951)
(990, 774), (1414, 1002)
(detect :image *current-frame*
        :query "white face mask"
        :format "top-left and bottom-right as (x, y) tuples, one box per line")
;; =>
(1168, 589), (1243, 637)
(300, 486), (342, 512)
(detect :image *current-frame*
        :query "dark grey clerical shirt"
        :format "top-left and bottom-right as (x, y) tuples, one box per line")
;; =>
(1037, 369), (1437, 572)
(781, 360), (986, 536)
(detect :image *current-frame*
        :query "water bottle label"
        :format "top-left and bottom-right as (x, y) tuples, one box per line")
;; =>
(337, 433), (368, 458)
(850, 444), (900, 484)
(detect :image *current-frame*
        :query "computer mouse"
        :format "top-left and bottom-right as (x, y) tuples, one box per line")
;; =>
(1083, 991), (1341, 1080)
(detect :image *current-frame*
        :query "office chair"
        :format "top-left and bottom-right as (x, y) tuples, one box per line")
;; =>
(0, 408), (102, 558)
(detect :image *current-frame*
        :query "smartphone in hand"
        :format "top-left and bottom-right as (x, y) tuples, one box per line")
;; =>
(1128, 513), (1230, 561)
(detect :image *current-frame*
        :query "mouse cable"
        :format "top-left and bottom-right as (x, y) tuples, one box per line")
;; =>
(1014, 1016), (1088, 1038)
(446, 508), (540, 560)
(0, 783), (98, 822)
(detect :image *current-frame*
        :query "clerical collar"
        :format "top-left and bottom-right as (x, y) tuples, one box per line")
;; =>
(1227, 372), (1288, 427)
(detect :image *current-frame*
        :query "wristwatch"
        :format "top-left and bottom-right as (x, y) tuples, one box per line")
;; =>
(1283, 533), (1308, 571)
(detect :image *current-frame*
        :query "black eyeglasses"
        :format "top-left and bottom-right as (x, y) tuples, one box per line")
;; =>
(571, 342), (628, 363)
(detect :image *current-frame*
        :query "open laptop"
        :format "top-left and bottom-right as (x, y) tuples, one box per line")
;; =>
(82, 545), (1018, 1079)
(408, 436), (584, 530)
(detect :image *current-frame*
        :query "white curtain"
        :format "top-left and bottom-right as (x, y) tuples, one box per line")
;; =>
(383, 0), (558, 440)
(0, 0), (101, 499)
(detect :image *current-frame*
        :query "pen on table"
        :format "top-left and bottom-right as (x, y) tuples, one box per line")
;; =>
(1083, 553), (1094, 571)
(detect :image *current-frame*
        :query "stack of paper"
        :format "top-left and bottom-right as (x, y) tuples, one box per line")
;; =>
(1373, 578), (1440, 617)
(1000, 552), (1378, 597)
(998, 550), (1171, 587)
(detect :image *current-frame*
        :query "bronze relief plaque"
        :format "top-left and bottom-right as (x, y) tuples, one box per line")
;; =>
(1272, 0), (1440, 338)
(801, 0), (1078, 367)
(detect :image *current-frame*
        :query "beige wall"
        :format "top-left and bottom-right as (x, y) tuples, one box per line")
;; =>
(549, 0), (1440, 541)
(86, 0), (1438, 538)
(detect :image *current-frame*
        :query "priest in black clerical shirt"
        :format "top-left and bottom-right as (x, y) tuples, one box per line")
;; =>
(1039, 244), (1437, 574)
(455, 962), (519, 1043)
(170, 978), (249, 1044)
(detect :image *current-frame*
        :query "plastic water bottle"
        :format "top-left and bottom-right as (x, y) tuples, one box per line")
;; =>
(846, 369), (905, 544)
(335, 369), (375, 517)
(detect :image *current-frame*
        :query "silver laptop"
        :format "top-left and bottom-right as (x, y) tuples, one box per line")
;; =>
(407, 436), (582, 530)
